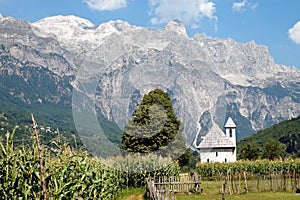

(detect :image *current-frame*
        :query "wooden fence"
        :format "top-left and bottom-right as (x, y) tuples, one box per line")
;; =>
(146, 173), (200, 200)
(218, 171), (300, 194)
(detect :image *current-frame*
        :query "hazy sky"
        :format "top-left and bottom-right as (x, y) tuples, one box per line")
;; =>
(1, 0), (300, 69)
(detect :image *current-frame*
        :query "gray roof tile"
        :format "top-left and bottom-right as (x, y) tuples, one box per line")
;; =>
(198, 124), (235, 149)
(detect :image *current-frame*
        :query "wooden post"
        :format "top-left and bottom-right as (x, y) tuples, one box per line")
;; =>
(243, 171), (248, 193)
(271, 172), (274, 192)
(237, 173), (241, 195)
(31, 114), (47, 200)
(222, 173), (228, 200)
(192, 171), (199, 192)
(228, 173), (232, 195)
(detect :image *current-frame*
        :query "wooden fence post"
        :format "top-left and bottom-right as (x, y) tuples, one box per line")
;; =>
(243, 171), (248, 193)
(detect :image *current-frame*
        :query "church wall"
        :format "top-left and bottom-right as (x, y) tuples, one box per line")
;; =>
(199, 148), (236, 163)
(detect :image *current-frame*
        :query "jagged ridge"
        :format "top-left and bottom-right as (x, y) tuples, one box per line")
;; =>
(0, 14), (299, 145)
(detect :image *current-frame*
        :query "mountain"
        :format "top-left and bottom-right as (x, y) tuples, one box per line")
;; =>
(0, 14), (300, 151)
(237, 115), (300, 156)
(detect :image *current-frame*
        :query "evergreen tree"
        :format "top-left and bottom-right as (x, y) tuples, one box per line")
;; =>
(121, 89), (184, 154)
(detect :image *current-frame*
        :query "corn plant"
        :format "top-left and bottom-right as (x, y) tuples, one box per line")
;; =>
(196, 159), (300, 193)
(45, 147), (125, 199)
(106, 153), (181, 188)
(0, 130), (125, 199)
(0, 126), (182, 199)
(0, 129), (42, 199)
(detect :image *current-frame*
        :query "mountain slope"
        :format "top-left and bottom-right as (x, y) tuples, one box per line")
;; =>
(237, 115), (300, 156)
(0, 16), (122, 147)
(0, 14), (299, 149)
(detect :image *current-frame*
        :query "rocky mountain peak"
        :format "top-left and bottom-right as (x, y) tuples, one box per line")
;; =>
(0, 16), (34, 37)
(0, 13), (14, 21)
(34, 15), (95, 30)
(1, 14), (300, 144)
(32, 15), (98, 52)
(165, 20), (188, 37)
(32, 17), (138, 53)
(99, 20), (133, 31)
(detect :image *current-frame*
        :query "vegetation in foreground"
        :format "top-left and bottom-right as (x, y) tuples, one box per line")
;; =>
(0, 128), (180, 199)
(2, 127), (300, 199)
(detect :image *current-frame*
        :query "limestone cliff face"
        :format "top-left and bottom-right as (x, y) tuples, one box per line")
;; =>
(1, 15), (300, 143)
(0, 17), (74, 107)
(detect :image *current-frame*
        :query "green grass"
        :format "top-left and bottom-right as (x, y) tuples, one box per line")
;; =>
(175, 192), (300, 200)
(118, 181), (300, 200)
(175, 180), (300, 200)
(118, 188), (145, 200)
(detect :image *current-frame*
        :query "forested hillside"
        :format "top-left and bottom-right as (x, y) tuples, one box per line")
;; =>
(237, 115), (300, 157)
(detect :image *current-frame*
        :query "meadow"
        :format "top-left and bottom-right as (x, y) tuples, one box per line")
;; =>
(119, 181), (300, 200)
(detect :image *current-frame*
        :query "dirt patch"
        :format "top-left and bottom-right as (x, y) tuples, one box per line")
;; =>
(122, 193), (144, 200)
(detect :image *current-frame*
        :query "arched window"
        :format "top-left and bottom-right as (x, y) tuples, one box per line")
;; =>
(229, 128), (232, 137)
(216, 151), (218, 157)
(225, 158), (227, 163)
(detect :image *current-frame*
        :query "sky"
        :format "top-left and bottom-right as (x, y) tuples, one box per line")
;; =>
(0, 0), (300, 69)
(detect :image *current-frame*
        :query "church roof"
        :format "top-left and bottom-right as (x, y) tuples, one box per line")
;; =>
(198, 124), (235, 149)
(224, 117), (236, 128)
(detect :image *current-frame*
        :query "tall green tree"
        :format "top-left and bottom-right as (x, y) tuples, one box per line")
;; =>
(239, 143), (261, 160)
(121, 89), (184, 154)
(177, 148), (192, 167)
(262, 139), (284, 160)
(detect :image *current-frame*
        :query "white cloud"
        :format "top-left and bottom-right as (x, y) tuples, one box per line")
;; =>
(232, 0), (257, 13)
(232, 0), (248, 12)
(83, 0), (127, 11)
(288, 21), (300, 45)
(149, 0), (217, 28)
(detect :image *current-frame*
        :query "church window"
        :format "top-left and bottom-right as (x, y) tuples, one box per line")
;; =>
(216, 151), (218, 157)
(229, 128), (232, 137)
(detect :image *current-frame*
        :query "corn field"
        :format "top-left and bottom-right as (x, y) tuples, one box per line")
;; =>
(4, 126), (300, 199)
(196, 159), (300, 194)
(0, 130), (180, 199)
(106, 153), (181, 188)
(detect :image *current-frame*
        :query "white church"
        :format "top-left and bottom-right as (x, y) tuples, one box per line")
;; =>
(194, 117), (237, 163)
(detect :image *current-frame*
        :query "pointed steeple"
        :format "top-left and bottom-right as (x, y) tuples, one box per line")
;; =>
(225, 117), (236, 128)
(224, 117), (236, 147)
